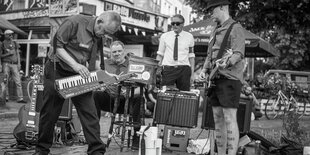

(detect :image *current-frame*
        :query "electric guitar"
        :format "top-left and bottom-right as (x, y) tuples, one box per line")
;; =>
(13, 65), (42, 144)
(206, 50), (233, 95)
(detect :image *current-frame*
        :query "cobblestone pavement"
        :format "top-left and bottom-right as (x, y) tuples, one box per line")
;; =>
(1, 101), (310, 155)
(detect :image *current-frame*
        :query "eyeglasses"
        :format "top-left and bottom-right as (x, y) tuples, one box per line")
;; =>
(171, 22), (183, 26)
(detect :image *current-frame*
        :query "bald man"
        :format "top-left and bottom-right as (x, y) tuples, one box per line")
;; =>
(34, 11), (121, 155)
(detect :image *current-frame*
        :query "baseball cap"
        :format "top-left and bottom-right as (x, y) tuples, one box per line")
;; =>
(4, 29), (14, 34)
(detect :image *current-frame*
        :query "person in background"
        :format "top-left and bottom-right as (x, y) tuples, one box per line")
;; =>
(156, 14), (195, 91)
(93, 40), (142, 150)
(198, 0), (246, 154)
(0, 29), (26, 103)
(34, 11), (121, 155)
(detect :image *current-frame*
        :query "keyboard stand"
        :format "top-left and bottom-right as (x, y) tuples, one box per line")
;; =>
(106, 81), (146, 151)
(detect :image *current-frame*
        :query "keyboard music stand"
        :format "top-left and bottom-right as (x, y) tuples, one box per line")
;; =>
(106, 81), (146, 152)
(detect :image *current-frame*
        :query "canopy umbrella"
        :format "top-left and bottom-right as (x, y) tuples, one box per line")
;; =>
(0, 16), (27, 36)
(182, 19), (279, 58)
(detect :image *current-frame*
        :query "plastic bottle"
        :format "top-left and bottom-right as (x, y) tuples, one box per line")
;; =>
(255, 140), (261, 155)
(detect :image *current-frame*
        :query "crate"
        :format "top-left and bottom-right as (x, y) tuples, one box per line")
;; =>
(163, 125), (190, 152)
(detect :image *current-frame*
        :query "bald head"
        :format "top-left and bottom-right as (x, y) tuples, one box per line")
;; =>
(94, 11), (122, 38)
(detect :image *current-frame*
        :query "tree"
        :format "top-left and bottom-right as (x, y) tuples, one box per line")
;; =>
(185, 0), (310, 71)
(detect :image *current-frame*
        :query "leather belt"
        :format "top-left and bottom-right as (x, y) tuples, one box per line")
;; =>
(163, 65), (188, 69)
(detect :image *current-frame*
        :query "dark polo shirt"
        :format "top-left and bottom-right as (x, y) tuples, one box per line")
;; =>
(48, 14), (101, 72)
(104, 58), (129, 75)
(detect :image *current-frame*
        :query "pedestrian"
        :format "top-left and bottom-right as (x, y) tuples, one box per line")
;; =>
(0, 29), (27, 103)
(93, 40), (142, 150)
(34, 11), (121, 155)
(156, 14), (195, 91)
(198, 0), (246, 155)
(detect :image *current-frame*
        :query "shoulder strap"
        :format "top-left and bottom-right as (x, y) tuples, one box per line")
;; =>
(216, 22), (237, 60)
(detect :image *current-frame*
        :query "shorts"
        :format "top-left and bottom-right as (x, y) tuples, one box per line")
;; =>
(209, 78), (242, 108)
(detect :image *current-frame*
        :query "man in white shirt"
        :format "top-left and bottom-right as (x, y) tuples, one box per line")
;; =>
(156, 14), (195, 91)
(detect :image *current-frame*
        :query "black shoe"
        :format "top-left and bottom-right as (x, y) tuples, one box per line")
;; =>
(17, 100), (27, 103)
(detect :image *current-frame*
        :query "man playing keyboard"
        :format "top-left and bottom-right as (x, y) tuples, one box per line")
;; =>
(34, 11), (122, 155)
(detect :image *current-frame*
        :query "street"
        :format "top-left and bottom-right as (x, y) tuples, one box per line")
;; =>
(1, 101), (310, 155)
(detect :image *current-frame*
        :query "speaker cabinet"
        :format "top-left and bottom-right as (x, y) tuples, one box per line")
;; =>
(35, 84), (73, 120)
(154, 91), (199, 128)
(201, 96), (252, 133)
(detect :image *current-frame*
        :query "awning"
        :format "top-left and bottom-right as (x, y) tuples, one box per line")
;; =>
(182, 19), (279, 57)
(0, 16), (28, 36)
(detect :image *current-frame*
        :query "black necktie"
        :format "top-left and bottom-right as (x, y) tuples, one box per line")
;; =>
(173, 34), (179, 61)
(88, 38), (99, 71)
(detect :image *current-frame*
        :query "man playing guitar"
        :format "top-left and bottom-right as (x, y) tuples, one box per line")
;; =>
(198, 0), (246, 155)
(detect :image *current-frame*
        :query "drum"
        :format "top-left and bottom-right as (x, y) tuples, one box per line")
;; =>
(127, 55), (159, 85)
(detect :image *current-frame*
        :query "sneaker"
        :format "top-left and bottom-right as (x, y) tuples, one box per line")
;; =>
(17, 100), (27, 103)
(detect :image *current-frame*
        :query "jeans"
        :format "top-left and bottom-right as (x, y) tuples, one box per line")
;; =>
(2, 63), (23, 100)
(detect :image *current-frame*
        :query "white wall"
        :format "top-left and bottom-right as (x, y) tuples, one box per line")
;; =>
(160, 0), (192, 26)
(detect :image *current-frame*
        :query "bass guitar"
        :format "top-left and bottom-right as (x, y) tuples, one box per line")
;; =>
(13, 65), (42, 144)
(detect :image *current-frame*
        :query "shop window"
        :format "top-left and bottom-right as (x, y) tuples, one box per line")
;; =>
(19, 43), (48, 77)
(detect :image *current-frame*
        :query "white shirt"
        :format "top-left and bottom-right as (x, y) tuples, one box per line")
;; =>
(157, 30), (195, 66)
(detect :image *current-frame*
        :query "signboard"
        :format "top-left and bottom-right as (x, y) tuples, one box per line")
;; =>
(104, 1), (159, 30)
(37, 44), (48, 58)
(49, 0), (79, 17)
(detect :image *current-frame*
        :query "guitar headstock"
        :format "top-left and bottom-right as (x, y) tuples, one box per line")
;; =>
(31, 64), (43, 80)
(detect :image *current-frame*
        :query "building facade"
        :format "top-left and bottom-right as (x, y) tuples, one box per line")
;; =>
(0, 0), (168, 76)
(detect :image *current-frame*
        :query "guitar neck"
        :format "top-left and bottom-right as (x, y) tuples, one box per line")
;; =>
(28, 80), (39, 116)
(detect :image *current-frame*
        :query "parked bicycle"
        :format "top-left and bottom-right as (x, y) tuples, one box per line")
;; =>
(264, 88), (309, 120)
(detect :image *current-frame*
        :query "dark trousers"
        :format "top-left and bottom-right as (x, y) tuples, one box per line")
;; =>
(161, 65), (191, 91)
(93, 91), (142, 131)
(36, 60), (106, 155)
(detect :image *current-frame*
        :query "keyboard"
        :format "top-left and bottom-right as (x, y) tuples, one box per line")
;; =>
(55, 70), (135, 99)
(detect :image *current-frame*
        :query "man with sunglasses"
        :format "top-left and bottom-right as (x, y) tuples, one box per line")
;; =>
(156, 14), (195, 91)
(34, 11), (121, 155)
(0, 29), (27, 103)
(198, 0), (245, 155)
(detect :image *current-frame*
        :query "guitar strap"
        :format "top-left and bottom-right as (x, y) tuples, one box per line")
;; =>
(215, 21), (237, 61)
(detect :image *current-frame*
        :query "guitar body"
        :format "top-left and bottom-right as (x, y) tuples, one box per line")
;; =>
(13, 65), (42, 145)
(206, 51), (233, 97)
(13, 104), (40, 144)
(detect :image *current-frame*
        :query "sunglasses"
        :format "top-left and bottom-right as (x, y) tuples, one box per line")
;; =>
(171, 22), (183, 26)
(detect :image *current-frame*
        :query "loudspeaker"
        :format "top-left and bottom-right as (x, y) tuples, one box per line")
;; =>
(35, 84), (73, 120)
(154, 91), (199, 128)
(201, 97), (253, 133)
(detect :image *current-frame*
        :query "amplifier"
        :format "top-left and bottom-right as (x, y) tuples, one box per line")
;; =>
(201, 96), (253, 133)
(35, 84), (73, 120)
(154, 91), (199, 128)
(163, 125), (190, 152)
